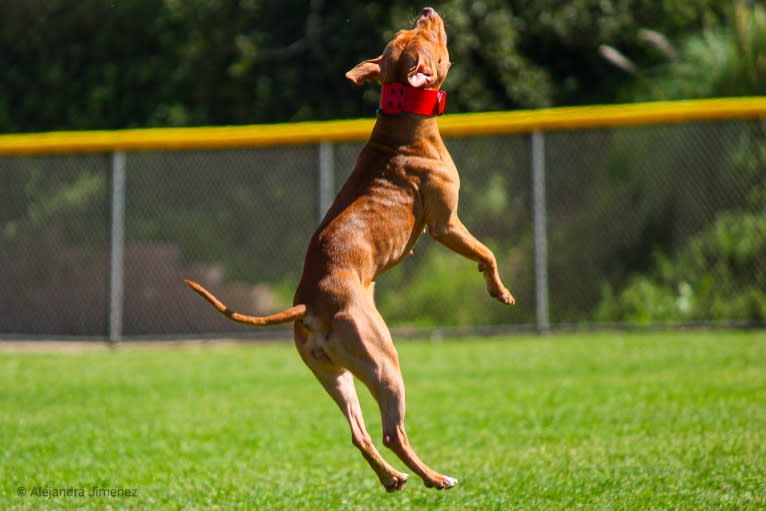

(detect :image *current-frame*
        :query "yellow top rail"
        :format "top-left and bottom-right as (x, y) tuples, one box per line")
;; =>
(1, 97), (764, 156)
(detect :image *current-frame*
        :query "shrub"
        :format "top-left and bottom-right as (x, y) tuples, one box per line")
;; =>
(597, 211), (766, 324)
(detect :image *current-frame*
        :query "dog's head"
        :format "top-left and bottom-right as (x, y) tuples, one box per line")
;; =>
(346, 7), (450, 90)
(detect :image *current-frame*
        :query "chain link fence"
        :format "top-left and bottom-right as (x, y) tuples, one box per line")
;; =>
(1, 106), (765, 339)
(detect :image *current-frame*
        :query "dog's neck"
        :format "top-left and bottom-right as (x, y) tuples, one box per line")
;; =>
(369, 112), (444, 154)
(369, 83), (447, 151)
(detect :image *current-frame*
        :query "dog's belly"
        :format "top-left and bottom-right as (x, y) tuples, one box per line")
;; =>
(373, 212), (424, 274)
(308, 184), (423, 281)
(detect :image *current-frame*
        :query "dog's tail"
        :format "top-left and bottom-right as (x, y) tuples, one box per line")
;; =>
(185, 279), (306, 326)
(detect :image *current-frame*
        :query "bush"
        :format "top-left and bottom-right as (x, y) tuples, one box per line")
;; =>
(376, 238), (533, 328)
(597, 211), (766, 324)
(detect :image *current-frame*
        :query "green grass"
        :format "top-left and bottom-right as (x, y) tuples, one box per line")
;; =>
(1, 331), (765, 510)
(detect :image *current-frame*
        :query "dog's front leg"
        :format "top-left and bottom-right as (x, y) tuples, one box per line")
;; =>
(428, 216), (515, 304)
(424, 168), (515, 304)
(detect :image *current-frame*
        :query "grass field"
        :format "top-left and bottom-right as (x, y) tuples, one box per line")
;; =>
(1, 331), (764, 510)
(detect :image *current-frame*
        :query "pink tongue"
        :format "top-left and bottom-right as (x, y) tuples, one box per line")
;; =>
(408, 69), (433, 87)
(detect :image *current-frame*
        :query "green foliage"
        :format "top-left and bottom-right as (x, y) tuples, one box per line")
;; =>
(509, 0), (725, 104)
(0, 156), (109, 244)
(0, 0), (556, 132)
(595, 1), (766, 326)
(598, 211), (766, 324)
(1, 0), (180, 132)
(376, 240), (533, 328)
(0, 0), (733, 133)
(438, 0), (553, 110)
(122, 149), (317, 283)
(622, 2), (766, 100)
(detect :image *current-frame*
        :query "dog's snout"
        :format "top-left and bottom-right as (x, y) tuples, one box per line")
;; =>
(420, 7), (435, 17)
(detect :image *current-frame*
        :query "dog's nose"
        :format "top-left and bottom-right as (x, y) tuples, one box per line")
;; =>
(421, 7), (435, 17)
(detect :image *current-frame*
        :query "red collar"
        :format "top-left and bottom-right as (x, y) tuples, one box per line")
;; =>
(378, 83), (447, 116)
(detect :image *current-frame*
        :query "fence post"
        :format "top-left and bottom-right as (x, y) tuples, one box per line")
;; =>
(531, 131), (550, 332)
(109, 151), (126, 344)
(318, 141), (335, 221)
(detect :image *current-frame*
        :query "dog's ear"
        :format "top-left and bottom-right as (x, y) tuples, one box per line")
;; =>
(346, 56), (383, 85)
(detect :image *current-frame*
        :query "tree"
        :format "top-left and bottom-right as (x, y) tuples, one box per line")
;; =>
(0, 0), (731, 133)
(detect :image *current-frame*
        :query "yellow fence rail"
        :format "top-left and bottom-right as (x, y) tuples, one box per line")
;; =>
(0, 97), (765, 156)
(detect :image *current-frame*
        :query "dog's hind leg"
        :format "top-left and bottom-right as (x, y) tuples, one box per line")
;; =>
(294, 322), (409, 492)
(328, 304), (458, 490)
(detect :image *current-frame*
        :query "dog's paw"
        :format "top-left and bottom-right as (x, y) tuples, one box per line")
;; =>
(497, 289), (515, 305)
(424, 474), (458, 490)
(488, 283), (515, 305)
(442, 475), (458, 488)
(382, 472), (409, 492)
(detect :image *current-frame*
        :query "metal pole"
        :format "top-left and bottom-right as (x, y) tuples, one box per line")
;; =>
(109, 151), (126, 344)
(318, 141), (335, 221)
(531, 131), (550, 332)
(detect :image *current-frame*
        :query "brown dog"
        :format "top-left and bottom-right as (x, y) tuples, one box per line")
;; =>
(186, 7), (514, 492)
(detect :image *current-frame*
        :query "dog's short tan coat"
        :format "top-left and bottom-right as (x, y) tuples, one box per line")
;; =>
(187, 7), (513, 491)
